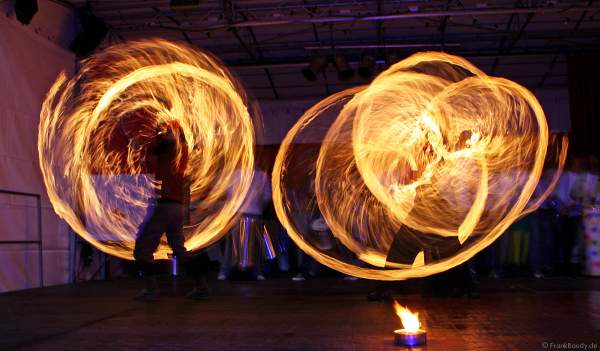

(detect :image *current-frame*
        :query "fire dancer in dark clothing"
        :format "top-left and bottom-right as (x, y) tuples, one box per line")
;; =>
(133, 121), (209, 301)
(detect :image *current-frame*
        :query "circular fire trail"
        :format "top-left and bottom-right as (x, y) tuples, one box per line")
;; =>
(273, 52), (567, 280)
(39, 39), (255, 260)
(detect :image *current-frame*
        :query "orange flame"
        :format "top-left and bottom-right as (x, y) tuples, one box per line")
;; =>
(394, 301), (421, 332)
(39, 39), (256, 260)
(272, 51), (568, 280)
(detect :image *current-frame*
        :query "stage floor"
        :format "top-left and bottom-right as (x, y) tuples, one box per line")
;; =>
(2, 276), (599, 351)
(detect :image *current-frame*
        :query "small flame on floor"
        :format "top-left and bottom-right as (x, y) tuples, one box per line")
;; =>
(394, 301), (421, 332)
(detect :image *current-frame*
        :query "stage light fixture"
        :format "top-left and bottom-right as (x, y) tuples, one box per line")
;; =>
(14, 0), (38, 25)
(335, 56), (354, 81)
(70, 13), (108, 56)
(302, 56), (328, 82)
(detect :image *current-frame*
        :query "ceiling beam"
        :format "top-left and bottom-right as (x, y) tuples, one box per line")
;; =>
(226, 50), (577, 70)
(151, 6), (193, 44)
(489, 1), (521, 75)
(246, 25), (279, 99)
(537, 54), (559, 88)
(535, 0), (597, 88)
(162, 5), (600, 31)
(573, 0), (595, 32)
(224, 1), (280, 99)
(303, 0), (330, 95)
(504, 12), (534, 55)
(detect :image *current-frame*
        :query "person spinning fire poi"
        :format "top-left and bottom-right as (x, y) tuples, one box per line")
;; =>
(133, 120), (209, 301)
(368, 130), (480, 300)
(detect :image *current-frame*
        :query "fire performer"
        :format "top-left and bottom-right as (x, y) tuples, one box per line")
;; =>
(133, 120), (209, 301)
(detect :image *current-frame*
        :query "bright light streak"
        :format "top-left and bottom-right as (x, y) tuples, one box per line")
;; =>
(272, 52), (567, 280)
(39, 39), (256, 260)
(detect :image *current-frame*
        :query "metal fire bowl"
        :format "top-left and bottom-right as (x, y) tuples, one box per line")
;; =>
(394, 329), (427, 347)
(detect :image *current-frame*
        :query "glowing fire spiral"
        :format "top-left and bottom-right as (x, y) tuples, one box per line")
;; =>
(39, 39), (255, 260)
(273, 52), (567, 280)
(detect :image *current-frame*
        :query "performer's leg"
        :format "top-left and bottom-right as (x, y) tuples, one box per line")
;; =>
(133, 203), (168, 299)
(164, 202), (187, 258)
(185, 252), (210, 300)
(161, 202), (209, 300)
(134, 203), (167, 264)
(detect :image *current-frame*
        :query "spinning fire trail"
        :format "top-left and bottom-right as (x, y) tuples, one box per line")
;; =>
(39, 39), (256, 260)
(272, 52), (568, 280)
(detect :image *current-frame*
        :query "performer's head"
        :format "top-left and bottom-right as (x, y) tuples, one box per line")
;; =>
(155, 121), (185, 155)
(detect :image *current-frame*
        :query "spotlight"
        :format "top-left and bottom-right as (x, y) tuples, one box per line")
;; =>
(70, 13), (108, 56)
(14, 0), (38, 25)
(335, 56), (354, 81)
(302, 56), (328, 82)
(358, 55), (376, 78)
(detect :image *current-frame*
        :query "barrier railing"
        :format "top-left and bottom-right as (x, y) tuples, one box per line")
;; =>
(0, 189), (43, 288)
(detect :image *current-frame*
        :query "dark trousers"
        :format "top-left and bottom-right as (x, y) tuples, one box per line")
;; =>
(134, 200), (186, 265)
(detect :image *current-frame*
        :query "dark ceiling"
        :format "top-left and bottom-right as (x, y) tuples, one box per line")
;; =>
(63, 0), (600, 99)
